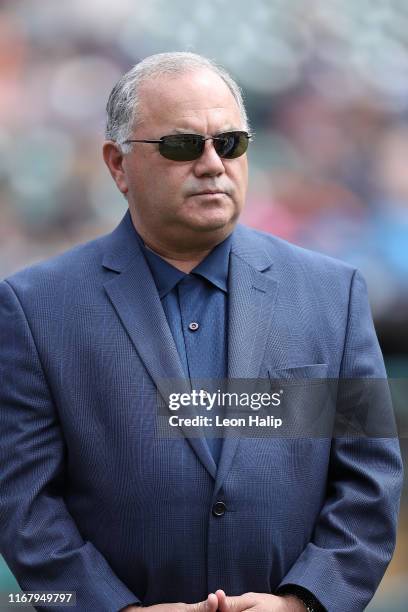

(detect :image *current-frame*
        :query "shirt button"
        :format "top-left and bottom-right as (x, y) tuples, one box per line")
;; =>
(212, 501), (226, 517)
(188, 322), (199, 331)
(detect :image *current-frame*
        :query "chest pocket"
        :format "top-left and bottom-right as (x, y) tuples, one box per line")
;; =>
(267, 363), (334, 437)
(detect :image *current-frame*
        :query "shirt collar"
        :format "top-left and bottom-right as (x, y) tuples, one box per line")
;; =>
(192, 233), (231, 293)
(134, 228), (231, 298)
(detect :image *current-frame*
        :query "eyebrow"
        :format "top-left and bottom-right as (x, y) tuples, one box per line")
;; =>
(171, 126), (240, 135)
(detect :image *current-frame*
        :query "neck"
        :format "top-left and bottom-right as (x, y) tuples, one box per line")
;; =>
(130, 214), (232, 273)
(144, 244), (211, 273)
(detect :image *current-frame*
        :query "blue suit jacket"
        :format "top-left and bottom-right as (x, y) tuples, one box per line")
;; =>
(0, 212), (403, 611)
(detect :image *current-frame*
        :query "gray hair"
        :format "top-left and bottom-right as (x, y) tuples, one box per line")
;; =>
(105, 52), (249, 153)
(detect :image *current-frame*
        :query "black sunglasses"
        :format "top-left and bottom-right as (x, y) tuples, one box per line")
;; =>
(122, 130), (251, 161)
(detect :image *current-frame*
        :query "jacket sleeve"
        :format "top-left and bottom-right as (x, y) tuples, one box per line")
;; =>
(0, 280), (139, 612)
(277, 270), (403, 612)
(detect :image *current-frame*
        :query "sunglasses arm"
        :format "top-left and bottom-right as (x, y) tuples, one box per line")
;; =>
(122, 139), (163, 144)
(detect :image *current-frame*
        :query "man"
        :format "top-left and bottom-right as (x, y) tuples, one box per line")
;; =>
(0, 52), (403, 612)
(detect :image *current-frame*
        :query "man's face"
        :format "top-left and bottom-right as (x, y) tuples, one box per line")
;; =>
(112, 68), (248, 252)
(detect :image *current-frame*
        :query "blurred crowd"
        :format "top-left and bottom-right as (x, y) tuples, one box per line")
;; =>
(1, 1), (408, 609)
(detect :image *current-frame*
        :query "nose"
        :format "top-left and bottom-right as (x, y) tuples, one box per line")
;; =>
(193, 138), (225, 177)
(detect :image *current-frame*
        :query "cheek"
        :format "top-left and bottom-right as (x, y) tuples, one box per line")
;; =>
(159, 167), (191, 198)
(123, 159), (149, 195)
(143, 169), (191, 215)
(240, 157), (249, 184)
(230, 161), (248, 194)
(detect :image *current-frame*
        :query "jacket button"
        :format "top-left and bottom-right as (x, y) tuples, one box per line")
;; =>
(212, 501), (226, 517)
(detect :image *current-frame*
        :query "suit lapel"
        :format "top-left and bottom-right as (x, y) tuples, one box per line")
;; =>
(102, 213), (217, 479)
(228, 254), (278, 380)
(215, 227), (279, 492)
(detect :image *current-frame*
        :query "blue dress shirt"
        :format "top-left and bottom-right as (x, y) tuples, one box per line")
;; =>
(135, 231), (232, 465)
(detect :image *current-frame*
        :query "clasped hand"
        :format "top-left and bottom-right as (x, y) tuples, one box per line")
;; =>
(123, 589), (305, 611)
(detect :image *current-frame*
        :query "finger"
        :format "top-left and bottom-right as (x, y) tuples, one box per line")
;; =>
(188, 593), (219, 612)
(207, 593), (219, 612)
(215, 591), (256, 612)
(215, 590), (227, 610)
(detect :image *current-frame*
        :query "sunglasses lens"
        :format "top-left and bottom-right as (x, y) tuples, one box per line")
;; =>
(158, 131), (250, 161)
(159, 135), (203, 161)
(215, 131), (249, 159)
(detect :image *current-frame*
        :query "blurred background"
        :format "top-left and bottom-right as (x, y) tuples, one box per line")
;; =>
(0, 0), (407, 609)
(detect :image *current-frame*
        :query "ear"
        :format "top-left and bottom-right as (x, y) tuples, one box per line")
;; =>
(102, 141), (128, 195)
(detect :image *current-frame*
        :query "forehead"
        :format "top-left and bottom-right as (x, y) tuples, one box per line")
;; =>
(136, 68), (243, 133)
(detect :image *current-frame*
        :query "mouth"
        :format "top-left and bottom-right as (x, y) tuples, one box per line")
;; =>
(192, 190), (226, 196)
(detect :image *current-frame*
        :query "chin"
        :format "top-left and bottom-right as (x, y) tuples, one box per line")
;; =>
(183, 208), (239, 233)
(187, 217), (235, 233)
